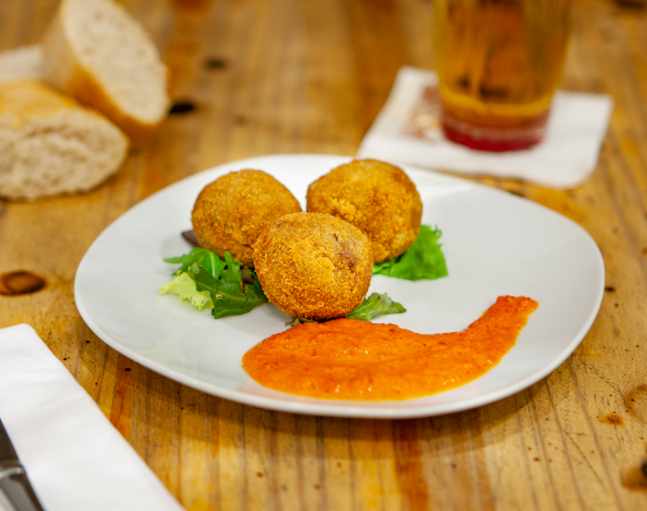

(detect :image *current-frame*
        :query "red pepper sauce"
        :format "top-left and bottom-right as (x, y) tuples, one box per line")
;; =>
(243, 296), (538, 400)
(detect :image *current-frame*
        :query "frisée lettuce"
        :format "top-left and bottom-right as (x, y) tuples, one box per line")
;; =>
(161, 248), (267, 319)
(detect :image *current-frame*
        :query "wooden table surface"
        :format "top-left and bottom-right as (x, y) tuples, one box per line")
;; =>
(2, 0), (647, 509)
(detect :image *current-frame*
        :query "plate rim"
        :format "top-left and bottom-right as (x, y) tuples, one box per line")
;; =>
(74, 153), (605, 418)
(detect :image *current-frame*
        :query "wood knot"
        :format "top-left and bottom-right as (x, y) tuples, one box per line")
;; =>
(624, 384), (647, 423)
(0, 271), (46, 296)
(621, 460), (647, 491)
(204, 57), (228, 70)
(598, 412), (623, 426)
(169, 100), (197, 115)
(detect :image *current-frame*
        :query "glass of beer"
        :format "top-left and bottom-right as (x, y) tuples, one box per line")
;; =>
(432, 0), (571, 151)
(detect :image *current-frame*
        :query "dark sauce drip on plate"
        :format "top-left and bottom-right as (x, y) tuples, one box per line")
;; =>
(182, 230), (199, 247)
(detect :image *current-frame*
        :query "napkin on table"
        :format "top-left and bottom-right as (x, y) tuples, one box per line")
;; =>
(358, 67), (613, 188)
(0, 324), (184, 511)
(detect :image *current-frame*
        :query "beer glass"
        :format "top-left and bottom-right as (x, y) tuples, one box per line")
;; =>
(433, 0), (571, 151)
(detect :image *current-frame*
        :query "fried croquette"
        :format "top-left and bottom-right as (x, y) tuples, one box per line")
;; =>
(253, 212), (373, 320)
(192, 169), (301, 265)
(306, 159), (422, 262)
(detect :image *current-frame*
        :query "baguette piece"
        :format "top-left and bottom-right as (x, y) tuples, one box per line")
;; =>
(0, 46), (43, 83)
(0, 80), (128, 200)
(42, 0), (169, 142)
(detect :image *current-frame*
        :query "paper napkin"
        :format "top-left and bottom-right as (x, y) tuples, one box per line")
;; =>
(358, 67), (612, 188)
(0, 324), (184, 511)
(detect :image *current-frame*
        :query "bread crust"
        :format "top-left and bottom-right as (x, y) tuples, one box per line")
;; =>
(41, 0), (169, 143)
(0, 80), (77, 124)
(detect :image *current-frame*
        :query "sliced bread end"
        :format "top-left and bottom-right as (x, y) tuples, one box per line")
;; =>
(0, 80), (128, 200)
(42, 0), (169, 143)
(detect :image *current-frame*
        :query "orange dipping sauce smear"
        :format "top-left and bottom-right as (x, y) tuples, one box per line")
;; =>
(243, 296), (538, 400)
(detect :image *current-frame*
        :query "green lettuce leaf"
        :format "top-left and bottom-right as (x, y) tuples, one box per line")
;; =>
(164, 248), (224, 277)
(162, 248), (267, 318)
(159, 272), (214, 310)
(346, 292), (406, 321)
(373, 225), (448, 281)
(288, 292), (406, 325)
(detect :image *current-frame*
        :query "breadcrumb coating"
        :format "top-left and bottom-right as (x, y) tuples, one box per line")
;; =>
(253, 212), (373, 320)
(307, 159), (422, 262)
(191, 169), (301, 265)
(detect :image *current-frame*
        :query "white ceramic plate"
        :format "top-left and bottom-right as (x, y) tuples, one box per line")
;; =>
(75, 154), (604, 418)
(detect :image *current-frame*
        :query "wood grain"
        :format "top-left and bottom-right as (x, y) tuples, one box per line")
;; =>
(2, 0), (647, 509)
